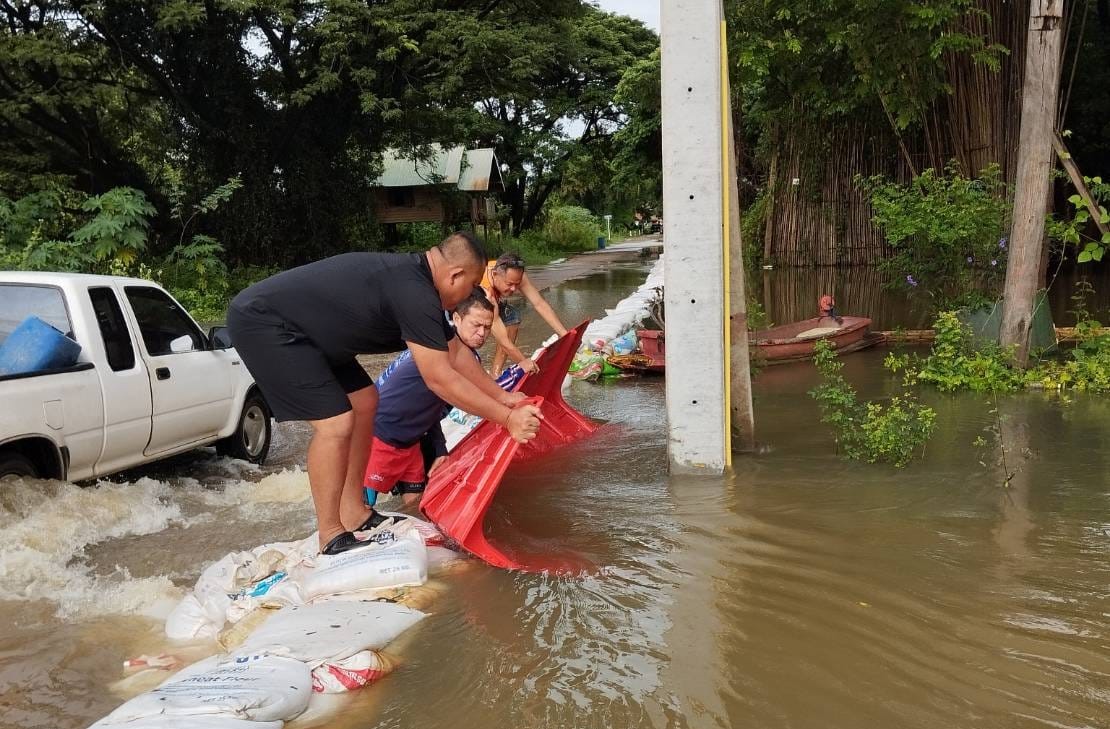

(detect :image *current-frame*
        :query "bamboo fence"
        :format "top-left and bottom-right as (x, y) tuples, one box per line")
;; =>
(760, 0), (1034, 267)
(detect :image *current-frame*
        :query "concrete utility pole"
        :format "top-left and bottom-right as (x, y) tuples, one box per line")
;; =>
(661, 0), (755, 472)
(1000, 0), (1065, 366)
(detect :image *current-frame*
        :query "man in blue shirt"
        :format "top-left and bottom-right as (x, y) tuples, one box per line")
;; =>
(363, 288), (499, 509)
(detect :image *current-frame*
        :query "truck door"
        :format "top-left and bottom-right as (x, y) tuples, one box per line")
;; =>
(122, 285), (234, 456)
(86, 286), (153, 476)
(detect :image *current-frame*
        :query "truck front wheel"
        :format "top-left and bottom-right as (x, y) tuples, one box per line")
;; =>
(217, 392), (272, 464)
(0, 450), (39, 480)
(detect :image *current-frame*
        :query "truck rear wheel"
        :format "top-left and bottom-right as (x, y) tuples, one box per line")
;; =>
(217, 392), (272, 464)
(0, 450), (39, 480)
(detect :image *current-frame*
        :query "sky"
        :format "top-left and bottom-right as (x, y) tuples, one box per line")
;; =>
(593, 0), (660, 32)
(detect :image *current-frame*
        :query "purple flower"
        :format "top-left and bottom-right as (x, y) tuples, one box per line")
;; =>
(967, 256), (974, 263)
(990, 259), (997, 266)
(999, 238), (1007, 250)
(906, 275), (918, 287)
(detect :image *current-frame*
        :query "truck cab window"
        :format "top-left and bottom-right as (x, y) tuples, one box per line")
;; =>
(124, 286), (204, 356)
(88, 287), (136, 371)
(0, 284), (72, 347)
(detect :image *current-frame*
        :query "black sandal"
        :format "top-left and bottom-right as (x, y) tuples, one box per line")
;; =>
(320, 531), (374, 555)
(355, 509), (408, 533)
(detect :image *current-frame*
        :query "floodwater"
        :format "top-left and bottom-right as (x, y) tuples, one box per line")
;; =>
(2, 258), (1109, 729)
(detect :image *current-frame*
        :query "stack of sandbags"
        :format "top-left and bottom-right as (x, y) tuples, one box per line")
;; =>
(92, 601), (427, 728)
(92, 518), (462, 728)
(580, 254), (664, 350)
(165, 520), (432, 642)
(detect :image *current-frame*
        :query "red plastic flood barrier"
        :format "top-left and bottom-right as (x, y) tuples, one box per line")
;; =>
(420, 322), (598, 569)
(513, 320), (599, 460)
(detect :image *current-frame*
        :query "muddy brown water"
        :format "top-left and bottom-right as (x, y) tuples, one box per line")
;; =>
(1, 258), (1108, 729)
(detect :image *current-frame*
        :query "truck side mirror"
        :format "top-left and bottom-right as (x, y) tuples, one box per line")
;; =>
(208, 326), (234, 350)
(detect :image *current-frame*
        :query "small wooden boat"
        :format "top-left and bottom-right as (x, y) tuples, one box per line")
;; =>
(753, 316), (877, 365)
(607, 318), (877, 374)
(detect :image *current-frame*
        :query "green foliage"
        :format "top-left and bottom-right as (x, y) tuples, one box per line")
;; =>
(897, 301), (1110, 395)
(900, 311), (1023, 392)
(71, 188), (157, 267)
(858, 164), (1009, 308)
(1046, 172), (1110, 264)
(384, 223), (446, 254)
(726, 0), (1007, 134)
(542, 206), (601, 252)
(0, 184), (88, 271)
(809, 340), (936, 466)
(741, 187), (770, 267)
(483, 205), (604, 265)
(491, 232), (560, 266)
(1, 179), (246, 321)
(746, 297), (772, 332)
(0, 1), (655, 264)
(1024, 283), (1110, 393)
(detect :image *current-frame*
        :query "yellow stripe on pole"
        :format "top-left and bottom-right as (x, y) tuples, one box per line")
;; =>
(720, 17), (732, 466)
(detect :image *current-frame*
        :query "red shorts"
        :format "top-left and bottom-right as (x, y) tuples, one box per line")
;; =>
(364, 436), (425, 493)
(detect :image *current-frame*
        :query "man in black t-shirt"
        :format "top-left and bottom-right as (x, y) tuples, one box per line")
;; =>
(227, 232), (541, 555)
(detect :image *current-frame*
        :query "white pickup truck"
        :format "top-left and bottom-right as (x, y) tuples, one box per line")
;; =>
(0, 272), (272, 481)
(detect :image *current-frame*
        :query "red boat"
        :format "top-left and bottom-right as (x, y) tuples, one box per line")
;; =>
(608, 317), (877, 373)
(752, 316), (877, 364)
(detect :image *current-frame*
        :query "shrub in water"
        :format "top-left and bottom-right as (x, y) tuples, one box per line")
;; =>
(810, 340), (936, 467)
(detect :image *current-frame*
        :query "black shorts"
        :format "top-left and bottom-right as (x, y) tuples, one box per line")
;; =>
(226, 300), (372, 422)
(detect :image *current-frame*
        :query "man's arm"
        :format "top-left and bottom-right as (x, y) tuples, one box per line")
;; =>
(449, 337), (524, 405)
(520, 273), (568, 336)
(408, 342), (540, 442)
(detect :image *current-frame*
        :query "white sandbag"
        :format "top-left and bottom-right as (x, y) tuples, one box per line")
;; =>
(91, 716), (281, 729)
(375, 513), (444, 546)
(165, 594), (225, 642)
(292, 526), (427, 601)
(426, 545), (465, 570)
(234, 600), (424, 667)
(311, 650), (395, 694)
(167, 537), (315, 641)
(92, 654), (311, 725)
(580, 254), (664, 354)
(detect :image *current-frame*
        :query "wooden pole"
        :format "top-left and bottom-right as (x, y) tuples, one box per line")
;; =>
(723, 25), (756, 453)
(1000, 0), (1065, 366)
(1052, 132), (1110, 239)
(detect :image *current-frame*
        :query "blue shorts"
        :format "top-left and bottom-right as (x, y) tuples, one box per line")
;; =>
(499, 301), (522, 327)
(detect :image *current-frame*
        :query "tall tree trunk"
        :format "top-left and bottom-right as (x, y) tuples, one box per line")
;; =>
(1000, 0), (1065, 366)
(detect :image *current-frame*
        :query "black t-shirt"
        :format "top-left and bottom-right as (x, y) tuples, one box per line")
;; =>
(235, 252), (454, 362)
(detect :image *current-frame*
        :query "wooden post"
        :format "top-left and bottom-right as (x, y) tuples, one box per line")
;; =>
(1000, 0), (1065, 366)
(1052, 132), (1110, 239)
(725, 60), (756, 452)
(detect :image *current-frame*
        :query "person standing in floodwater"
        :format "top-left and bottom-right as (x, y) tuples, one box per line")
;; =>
(481, 252), (569, 375)
(226, 232), (541, 555)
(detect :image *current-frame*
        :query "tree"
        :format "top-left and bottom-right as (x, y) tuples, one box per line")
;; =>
(454, 5), (657, 234)
(558, 49), (663, 223)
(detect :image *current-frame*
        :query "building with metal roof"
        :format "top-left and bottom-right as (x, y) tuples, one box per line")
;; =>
(372, 145), (504, 228)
